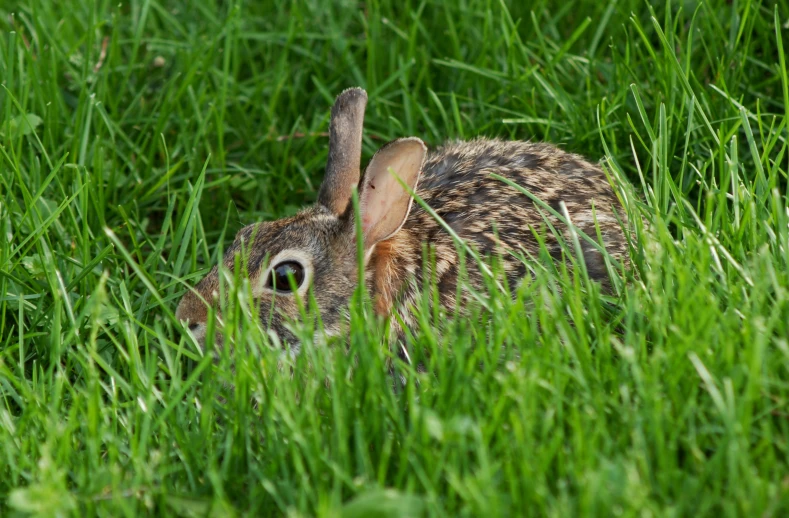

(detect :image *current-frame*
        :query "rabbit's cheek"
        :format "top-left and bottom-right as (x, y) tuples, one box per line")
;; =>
(270, 297), (302, 322)
(313, 322), (343, 346)
(254, 297), (305, 348)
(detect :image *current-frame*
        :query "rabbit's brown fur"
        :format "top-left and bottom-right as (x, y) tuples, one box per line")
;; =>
(176, 88), (629, 357)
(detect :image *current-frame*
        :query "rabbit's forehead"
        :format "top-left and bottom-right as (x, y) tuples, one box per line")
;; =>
(227, 210), (340, 270)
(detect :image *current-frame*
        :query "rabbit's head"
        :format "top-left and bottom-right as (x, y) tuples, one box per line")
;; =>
(175, 88), (427, 352)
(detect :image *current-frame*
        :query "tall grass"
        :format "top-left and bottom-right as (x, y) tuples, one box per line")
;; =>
(1, 0), (788, 515)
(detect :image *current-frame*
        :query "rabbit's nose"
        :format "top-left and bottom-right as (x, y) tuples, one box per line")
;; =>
(175, 289), (208, 328)
(182, 321), (207, 344)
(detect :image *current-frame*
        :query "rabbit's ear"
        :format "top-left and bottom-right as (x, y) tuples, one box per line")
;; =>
(358, 137), (427, 248)
(318, 87), (368, 216)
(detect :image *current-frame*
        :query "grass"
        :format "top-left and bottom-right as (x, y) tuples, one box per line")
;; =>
(1, 0), (788, 515)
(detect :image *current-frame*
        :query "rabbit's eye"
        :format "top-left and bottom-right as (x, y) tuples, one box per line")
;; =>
(267, 261), (305, 292)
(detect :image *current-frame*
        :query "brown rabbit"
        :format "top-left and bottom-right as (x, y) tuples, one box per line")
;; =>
(175, 87), (629, 358)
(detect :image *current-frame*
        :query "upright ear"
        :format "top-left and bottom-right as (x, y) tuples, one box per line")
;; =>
(358, 137), (427, 248)
(318, 87), (368, 215)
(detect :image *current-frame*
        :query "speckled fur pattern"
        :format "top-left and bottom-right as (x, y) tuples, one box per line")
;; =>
(175, 89), (629, 362)
(366, 138), (629, 351)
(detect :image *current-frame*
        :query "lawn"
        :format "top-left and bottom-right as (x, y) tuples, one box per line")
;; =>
(1, 0), (788, 516)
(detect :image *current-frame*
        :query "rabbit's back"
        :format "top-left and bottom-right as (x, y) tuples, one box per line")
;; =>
(371, 138), (628, 312)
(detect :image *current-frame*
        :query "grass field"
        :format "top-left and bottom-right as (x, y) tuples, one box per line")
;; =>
(2, 0), (789, 515)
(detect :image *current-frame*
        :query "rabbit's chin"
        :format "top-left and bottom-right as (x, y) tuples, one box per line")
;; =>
(267, 326), (343, 357)
(183, 313), (348, 369)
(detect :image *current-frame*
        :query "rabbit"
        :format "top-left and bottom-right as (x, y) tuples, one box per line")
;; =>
(175, 87), (630, 360)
